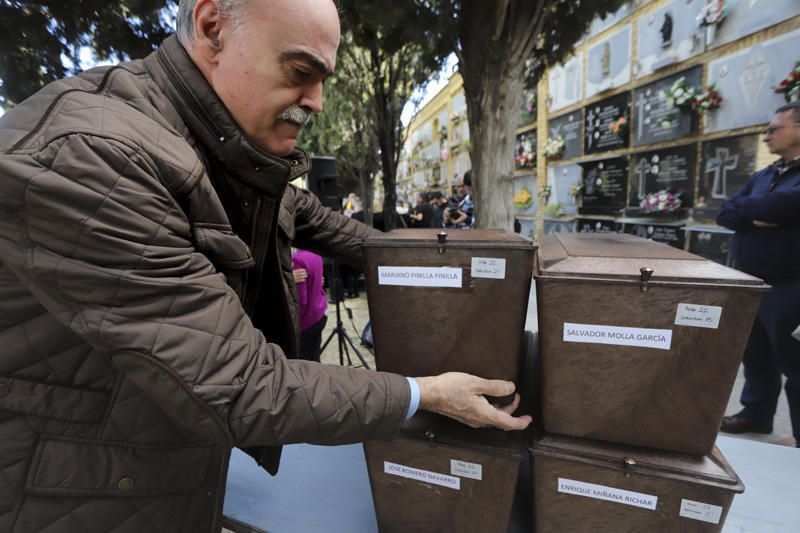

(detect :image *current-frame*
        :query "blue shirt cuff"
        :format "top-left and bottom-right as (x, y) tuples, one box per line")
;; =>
(405, 377), (420, 420)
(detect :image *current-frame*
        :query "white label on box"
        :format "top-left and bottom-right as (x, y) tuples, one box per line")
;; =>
(471, 257), (506, 279)
(679, 499), (723, 524)
(558, 478), (658, 510)
(384, 461), (461, 490)
(674, 303), (723, 329)
(377, 266), (462, 288)
(563, 323), (672, 350)
(450, 459), (482, 480)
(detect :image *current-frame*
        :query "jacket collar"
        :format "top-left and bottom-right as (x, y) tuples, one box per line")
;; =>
(143, 35), (310, 197)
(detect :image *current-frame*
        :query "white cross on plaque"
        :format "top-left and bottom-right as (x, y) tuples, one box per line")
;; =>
(635, 158), (652, 200)
(739, 50), (770, 109)
(706, 147), (739, 199)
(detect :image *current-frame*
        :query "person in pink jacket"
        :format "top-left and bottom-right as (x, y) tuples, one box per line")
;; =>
(292, 249), (329, 361)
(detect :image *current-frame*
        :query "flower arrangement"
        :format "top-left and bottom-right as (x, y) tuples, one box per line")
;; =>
(569, 183), (583, 201)
(515, 138), (536, 170)
(608, 115), (628, 140)
(439, 126), (448, 141)
(538, 184), (552, 204)
(692, 84), (723, 113)
(450, 112), (466, 125)
(543, 135), (566, 159)
(665, 77), (697, 112)
(513, 187), (534, 210)
(695, 0), (727, 28)
(775, 60), (800, 102)
(522, 92), (536, 114)
(641, 190), (683, 214)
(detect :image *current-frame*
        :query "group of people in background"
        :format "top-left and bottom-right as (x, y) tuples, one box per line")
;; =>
(411, 170), (475, 229)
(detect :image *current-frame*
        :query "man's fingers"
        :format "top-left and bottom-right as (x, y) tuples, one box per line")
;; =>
(475, 378), (516, 398)
(497, 393), (521, 415)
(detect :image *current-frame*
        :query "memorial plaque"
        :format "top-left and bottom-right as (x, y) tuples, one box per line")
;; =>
(548, 55), (583, 113)
(635, 0), (705, 78)
(584, 92), (630, 154)
(547, 163), (582, 216)
(513, 176), (537, 216)
(623, 222), (686, 249)
(587, 3), (632, 38)
(514, 130), (537, 173)
(579, 157), (628, 212)
(632, 67), (701, 146)
(543, 217), (576, 235)
(548, 111), (583, 160)
(706, 29), (800, 133)
(686, 227), (734, 266)
(577, 218), (621, 234)
(517, 88), (537, 128)
(694, 134), (759, 221)
(708, 0), (800, 50)
(629, 145), (697, 213)
(586, 25), (632, 98)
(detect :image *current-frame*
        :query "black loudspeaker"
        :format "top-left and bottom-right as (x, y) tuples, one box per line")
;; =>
(307, 156), (341, 211)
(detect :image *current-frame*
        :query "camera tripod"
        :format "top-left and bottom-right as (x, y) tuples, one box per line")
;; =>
(320, 260), (371, 369)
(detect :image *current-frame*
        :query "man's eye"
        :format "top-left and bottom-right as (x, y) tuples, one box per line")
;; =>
(295, 68), (311, 78)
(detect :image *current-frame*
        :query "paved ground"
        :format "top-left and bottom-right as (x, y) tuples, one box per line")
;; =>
(320, 285), (795, 447)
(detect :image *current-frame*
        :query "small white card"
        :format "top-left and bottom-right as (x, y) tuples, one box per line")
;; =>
(563, 323), (672, 350)
(471, 257), (506, 279)
(451, 459), (482, 480)
(558, 478), (658, 510)
(679, 499), (723, 524)
(384, 461), (460, 490)
(674, 303), (723, 329)
(377, 266), (462, 288)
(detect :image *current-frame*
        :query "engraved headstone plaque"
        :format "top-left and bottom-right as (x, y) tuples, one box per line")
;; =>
(632, 67), (701, 146)
(706, 29), (800, 133)
(587, 3), (632, 38)
(587, 25), (632, 98)
(546, 163), (582, 215)
(584, 92), (631, 154)
(686, 227), (734, 266)
(548, 111), (583, 160)
(694, 134), (759, 221)
(548, 55), (584, 113)
(635, 0), (705, 78)
(623, 222), (686, 249)
(629, 145), (697, 213)
(579, 157), (628, 214)
(708, 0), (800, 49)
(577, 218), (622, 233)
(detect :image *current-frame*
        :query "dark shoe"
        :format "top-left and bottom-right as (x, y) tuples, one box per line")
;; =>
(720, 414), (773, 434)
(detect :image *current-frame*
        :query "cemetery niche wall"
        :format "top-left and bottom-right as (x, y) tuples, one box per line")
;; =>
(579, 157), (629, 215)
(632, 66), (701, 146)
(634, 0), (706, 78)
(628, 144), (697, 217)
(695, 134), (759, 222)
(584, 92), (631, 154)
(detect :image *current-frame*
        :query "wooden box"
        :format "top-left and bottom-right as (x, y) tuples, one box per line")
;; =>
(536, 233), (767, 455)
(530, 434), (744, 532)
(363, 229), (536, 382)
(364, 412), (526, 533)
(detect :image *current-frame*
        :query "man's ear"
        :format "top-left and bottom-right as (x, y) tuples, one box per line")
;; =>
(192, 0), (225, 64)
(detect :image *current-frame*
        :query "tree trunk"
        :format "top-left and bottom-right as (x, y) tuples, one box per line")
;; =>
(457, 0), (548, 230)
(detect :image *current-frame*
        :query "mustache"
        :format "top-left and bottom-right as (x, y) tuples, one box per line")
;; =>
(277, 104), (312, 126)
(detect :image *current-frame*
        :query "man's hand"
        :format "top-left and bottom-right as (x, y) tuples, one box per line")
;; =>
(292, 268), (308, 283)
(415, 372), (532, 431)
(753, 220), (779, 228)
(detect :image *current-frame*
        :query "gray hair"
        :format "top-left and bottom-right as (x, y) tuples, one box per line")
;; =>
(776, 101), (800, 123)
(176, 0), (249, 47)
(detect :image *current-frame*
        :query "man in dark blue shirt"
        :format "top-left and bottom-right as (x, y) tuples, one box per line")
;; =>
(717, 102), (800, 447)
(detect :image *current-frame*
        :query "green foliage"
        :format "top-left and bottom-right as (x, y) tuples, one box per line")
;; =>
(0, 1), (177, 107)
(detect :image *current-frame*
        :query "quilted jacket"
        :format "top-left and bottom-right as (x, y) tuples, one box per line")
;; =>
(0, 35), (410, 533)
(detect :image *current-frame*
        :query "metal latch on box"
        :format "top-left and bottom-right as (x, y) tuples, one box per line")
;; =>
(639, 267), (654, 292)
(437, 231), (448, 254)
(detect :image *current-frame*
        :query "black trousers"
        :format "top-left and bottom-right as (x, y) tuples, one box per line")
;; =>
(299, 315), (328, 362)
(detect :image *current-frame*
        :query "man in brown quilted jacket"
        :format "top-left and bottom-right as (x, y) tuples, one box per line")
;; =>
(0, 0), (531, 531)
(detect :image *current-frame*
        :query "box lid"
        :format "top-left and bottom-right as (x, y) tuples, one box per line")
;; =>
(364, 229), (535, 250)
(399, 412), (526, 456)
(537, 233), (764, 288)
(531, 434), (744, 492)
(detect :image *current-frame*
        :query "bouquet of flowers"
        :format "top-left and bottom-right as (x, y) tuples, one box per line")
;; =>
(538, 184), (552, 204)
(608, 115), (628, 140)
(696, 0), (727, 28)
(692, 84), (723, 113)
(665, 77), (697, 112)
(569, 183), (584, 201)
(522, 92), (536, 114)
(641, 190), (683, 214)
(775, 60), (800, 102)
(515, 138), (536, 170)
(543, 135), (566, 159)
(513, 187), (534, 210)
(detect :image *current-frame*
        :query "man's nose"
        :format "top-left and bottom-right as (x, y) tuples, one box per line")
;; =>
(299, 82), (324, 114)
